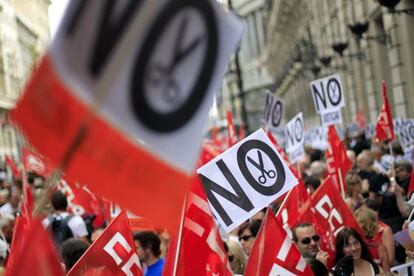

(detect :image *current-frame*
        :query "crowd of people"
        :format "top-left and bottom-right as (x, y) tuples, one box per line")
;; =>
(0, 129), (413, 276)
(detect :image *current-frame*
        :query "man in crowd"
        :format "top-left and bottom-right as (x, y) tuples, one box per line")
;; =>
(292, 222), (329, 267)
(134, 231), (165, 276)
(42, 190), (89, 245)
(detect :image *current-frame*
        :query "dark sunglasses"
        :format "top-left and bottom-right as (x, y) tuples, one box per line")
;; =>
(239, 235), (254, 242)
(228, 255), (234, 262)
(300, 235), (320, 245)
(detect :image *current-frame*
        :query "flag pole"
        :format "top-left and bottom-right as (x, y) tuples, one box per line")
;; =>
(172, 193), (187, 276)
(338, 168), (346, 200)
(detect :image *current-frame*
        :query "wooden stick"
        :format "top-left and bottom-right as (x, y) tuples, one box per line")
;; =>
(338, 168), (346, 200)
(172, 194), (187, 276)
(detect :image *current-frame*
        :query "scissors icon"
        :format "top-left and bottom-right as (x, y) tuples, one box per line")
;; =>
(247, 150), (276, 184)
(147, 15), (203, 103)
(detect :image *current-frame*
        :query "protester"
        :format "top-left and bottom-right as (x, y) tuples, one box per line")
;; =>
(344, 172), (364, 211)
(292, 222), (329, 267)
(224, 240), (246, 275)
(60, 238), (89, 272)
(309, 161), (327, 182)
(354, 207), (390, 271)
(42, 190), (89, 245)
(237, 220), (261, 256)
(134, 231), (165, 276)
(0, 187), (20, 217)
(356, 150), (378, 196)
(304, 175), (321, 195)
(334, 227), (381, 275)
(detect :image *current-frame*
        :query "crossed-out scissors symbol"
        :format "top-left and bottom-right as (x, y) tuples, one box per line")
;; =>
(147, 15), (203, 103)
(247, 150), (276, 184)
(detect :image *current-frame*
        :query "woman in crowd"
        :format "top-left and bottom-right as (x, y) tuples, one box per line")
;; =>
(354, 207), (390, 272)
(334, 227), (381, 275)
(345, 172), (364, 211)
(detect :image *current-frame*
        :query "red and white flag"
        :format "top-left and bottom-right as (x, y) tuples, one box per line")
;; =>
(163, 176), (232, 276)
(6, 218), (64, 276)
(22, 147), (53, 177)
(327, 126), (352, 193)
(245, 209), (314, 276)
(5, 155), (19, 178)
(376, 80), (395, 142)
(68, 210), (143, 276)
(11, 1), (243, 234)
(311, 176), (364, 250)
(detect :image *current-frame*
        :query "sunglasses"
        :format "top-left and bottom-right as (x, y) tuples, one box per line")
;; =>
(300, 235), (320, 245)
(239, 235), (254, 242)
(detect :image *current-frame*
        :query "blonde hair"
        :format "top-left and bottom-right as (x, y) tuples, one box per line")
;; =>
(226, 240), (246, 274)
(355, 207), (379, 239)
(345, 172), (361, 197)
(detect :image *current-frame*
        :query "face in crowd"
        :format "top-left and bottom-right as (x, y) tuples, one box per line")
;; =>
(342, 235), (362, 261)
(293, 224), (320, 259)
(238, 227), (255, 256)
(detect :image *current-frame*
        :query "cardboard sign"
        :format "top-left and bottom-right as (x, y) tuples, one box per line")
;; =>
(12, 1), (243, 232)
(285, 113), (304, 153)
(310, 74), (344, 113)
(197, 129), (298, 233)
(262, 91), (285, 131)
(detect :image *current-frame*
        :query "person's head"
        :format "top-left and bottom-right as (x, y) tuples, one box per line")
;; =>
(309, 161), (327, 180)
(334, 227), (372, 264)
(51, 190), (68, 211)
(9, 187), (20, 208)
(237, 220), (261, 256)
(345, 172), (362, 197)
(304, 175), (321, 195)
(60, 238), (89, 272)
(134, 231), (161, 264)
(224, 240), (246, 274)
(251, 208), (266, 222)
(356, 150), (374, 171)
(395, 160), (412, 183)
(355, 208), (379, 239)
(292, 222), (320, 259)
(361, 198), (380, 216)
(392, 142), (404, 156)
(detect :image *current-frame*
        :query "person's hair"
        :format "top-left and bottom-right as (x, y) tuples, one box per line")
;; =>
(358, 150), (374, 167)
(362, 198), (380, 212)
(309, 161), (327, 179)
(225, 240), (247, 274)
(334, 227), (373, 265)
(237, 220), (261, 238)
(345, 171), (361, 197)
(60, 238), (89, 272)
(355, 208), (379, 239)
(51, 190), (68, 211)
(304, 175), (321, 191)
(292, 222), (313, 243)
(134, 231), (161, 257)
(392, 142), (404, 156)
(395, 159), (412, 173)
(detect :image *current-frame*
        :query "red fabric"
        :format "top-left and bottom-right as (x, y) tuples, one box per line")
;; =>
(11, 56), (190, 234)
(408, 169), (414, 198)
(226, 111), (238, 147)
(22, 147), (53, 177)
(327, 126), (352, 193)
(199, 141), (222, 166)
(6, 218), (64, 276)
(376, 81), (395, 142)
(163, 176), (232, 276)
(311, 176), (365, 245)
(68, 210), (143, 276)
(20, 172), (35, 218)
(5, 155), (19, 178)
(244, 209), (314, 276)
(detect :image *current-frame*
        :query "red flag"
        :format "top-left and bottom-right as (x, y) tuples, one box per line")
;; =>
(226, 111), (239, 147)
(20, 174), (35, 218)
(163, 176), (232, 276)
(327, 126), (352, 193)
(408, 169), (414, 198)
(245, 209), (314, 276)
(68, 210), (143, 276)
(6, 218), (64, 276)
(22, 147), (53, 177)
(311, 176), (364, 246)
(5, 155), (19, 178)
(376, 81), (395, 142)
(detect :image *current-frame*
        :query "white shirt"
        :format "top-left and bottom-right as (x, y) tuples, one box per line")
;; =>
(42, 211), (88, 238)
(0, 203), (18, 217)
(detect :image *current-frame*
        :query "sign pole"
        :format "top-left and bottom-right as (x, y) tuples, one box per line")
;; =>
(338, 168), (346, 199)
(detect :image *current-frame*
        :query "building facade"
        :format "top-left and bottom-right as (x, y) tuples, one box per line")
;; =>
(0, 0), (49, 160)
(220, 0), (414, 133)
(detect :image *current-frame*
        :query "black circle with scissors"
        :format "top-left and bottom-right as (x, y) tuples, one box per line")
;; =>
(327, 78), (342, 106)
(131, 0), (218, 133)
(237, 139), (285, 196)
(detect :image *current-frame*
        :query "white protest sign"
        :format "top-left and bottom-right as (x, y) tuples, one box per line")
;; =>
(394, 118), (414, 148)
(321, 109), (342, 126)
(52, 1), (244, 172)
(304, 127), (329, 151)
(310, 74), (345, 113)
(197, 129), (298, 233)
(261, 91), (285, 131)
(285, 113), (304, 153)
